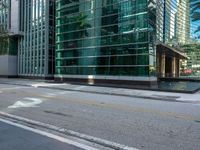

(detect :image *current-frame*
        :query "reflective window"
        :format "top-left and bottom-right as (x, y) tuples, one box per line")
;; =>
(56, 0), (156, 76)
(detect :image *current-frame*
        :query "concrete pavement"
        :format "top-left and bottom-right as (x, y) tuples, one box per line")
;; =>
(0, 78), (200, 103)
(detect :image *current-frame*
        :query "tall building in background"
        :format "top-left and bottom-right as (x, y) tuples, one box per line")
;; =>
(177, 0), (190, 44)
(56, 0), (157, 83)
(163, 0), (190, 45)
(156, 0), (190, 78)
(18, 0), (55, 79)
(0, 0), (21, 77)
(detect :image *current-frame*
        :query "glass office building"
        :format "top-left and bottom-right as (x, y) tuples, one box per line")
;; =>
(0, 0), (20, 76)
(163, 0), (190, 45)
(0, 0), (20, 56)
(0, 0), (10, 56)
(56, 0), (157, 81)
(18, 0), (55, 78)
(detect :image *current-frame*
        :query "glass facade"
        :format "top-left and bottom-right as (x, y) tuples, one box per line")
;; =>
(0, 37), (18, 55)
(18, 0), (55, 77)
(0, 0), (9, 55)
(162, 0), (190, 44)
(0, 0), (19, 56)
(56, 0), (157, 77)
(0, 0), (8, 29)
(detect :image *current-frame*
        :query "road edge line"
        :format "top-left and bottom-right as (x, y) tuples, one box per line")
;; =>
(0, 118), (99, 150)
(0, 111), (139, 150)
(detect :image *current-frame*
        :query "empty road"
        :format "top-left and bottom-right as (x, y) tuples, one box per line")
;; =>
(0, 83), (200, 150)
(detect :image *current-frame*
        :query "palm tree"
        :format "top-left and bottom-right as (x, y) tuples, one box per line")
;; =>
(190, 0), (200, 33)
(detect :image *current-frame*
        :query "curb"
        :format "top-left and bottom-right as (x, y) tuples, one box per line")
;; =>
(0, 82), (178, 101)
(0, 82), (198, 103)
(0, 111), (139, 150)
(38, 86), (182, 102)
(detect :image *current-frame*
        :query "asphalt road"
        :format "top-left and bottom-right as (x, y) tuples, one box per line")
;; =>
(0, 83), (200, 150)
(0, 120), (83, 150)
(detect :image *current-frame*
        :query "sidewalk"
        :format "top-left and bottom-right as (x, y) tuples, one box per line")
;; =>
(0, 78), (200, 103)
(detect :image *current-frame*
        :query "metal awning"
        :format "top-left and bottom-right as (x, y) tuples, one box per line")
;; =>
(157, 44), (188, 59)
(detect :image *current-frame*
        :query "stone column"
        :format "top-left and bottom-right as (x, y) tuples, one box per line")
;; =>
(161, 54), (166, 77)
(156, 53), (160, 76)
(177, 58), (180, 77)
(172, 57), (176, 77)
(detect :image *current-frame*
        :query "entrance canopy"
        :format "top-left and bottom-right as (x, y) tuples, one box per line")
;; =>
(157, 44), (188, 60)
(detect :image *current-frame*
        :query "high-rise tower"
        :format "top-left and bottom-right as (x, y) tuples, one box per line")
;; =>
(0, 0), (21, 77)
(55, 0), (157, 83)
(18, 0), (55, 79)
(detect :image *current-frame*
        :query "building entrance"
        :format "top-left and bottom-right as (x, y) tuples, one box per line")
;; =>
(156, 44), (187, 78)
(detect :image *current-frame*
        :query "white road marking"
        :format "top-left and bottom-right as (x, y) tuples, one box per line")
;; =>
(8, 97), (42, 109)
(73, 86), (86, 90)
(42, 91), (74, 98)
(58, 91), (74, 95)
(0, 118), (99, 150)
(0, 87), (29, 91)
(42, 95), (55, 98)
(0, 111), (139, 150)
(31, 83), (69, 88)
(47, 93), (57, 96)
(42, 93), (57, 98)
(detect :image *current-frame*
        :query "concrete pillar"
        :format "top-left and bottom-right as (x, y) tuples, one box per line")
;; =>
(161, 54), (165, 77)
(156, 53), (160, 76)
(172, 57), (176, 77)
(177, 58), (180, 77)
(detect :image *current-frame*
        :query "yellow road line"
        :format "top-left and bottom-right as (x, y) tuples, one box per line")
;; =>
(3, 88), (200, 122)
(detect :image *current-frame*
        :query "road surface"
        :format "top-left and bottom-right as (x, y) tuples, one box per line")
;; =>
(0, 120), (86, 150)
(0, 83), (200, 150)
